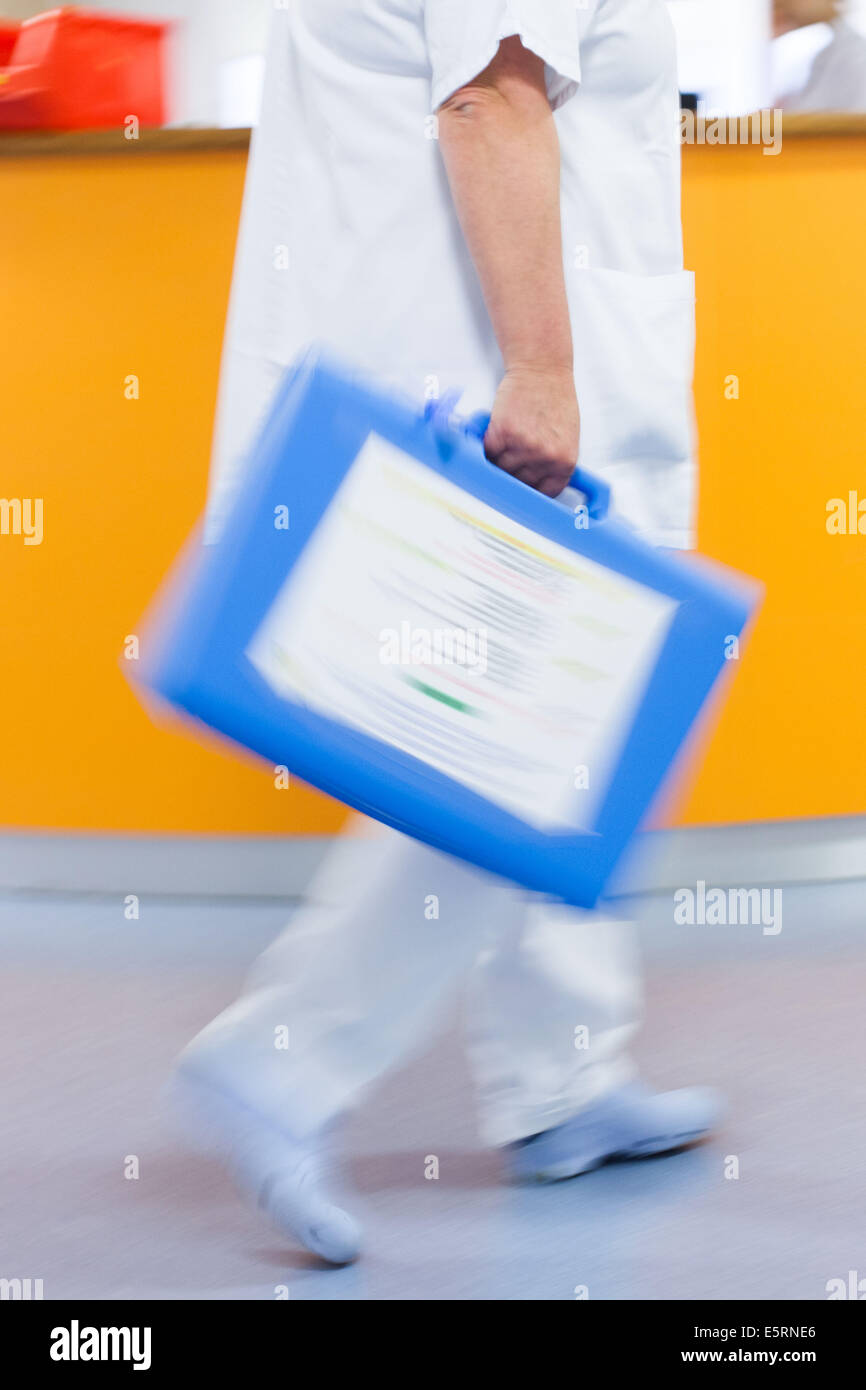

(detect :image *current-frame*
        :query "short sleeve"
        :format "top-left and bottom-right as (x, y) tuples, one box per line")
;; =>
(424, 0), (588, 112)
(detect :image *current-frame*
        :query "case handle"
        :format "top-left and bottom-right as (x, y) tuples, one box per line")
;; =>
(425, 395), (611, 521)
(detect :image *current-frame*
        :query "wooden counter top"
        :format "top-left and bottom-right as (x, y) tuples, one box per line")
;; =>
(1, 112), (866, 158)
(0, 126), (252, 157)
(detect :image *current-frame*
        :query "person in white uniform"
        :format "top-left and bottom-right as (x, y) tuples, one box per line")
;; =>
(176, 0), (719, 1266)
(775, 1), (866, 112)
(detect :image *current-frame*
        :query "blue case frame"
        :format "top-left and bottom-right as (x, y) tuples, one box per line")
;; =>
(136, 347), (760, 908)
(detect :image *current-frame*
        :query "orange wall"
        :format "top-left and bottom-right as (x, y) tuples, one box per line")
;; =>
(679, 136), (866, 823)
(1, 136), (864, 832)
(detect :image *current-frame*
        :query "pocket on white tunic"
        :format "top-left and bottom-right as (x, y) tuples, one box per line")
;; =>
(566, 266), (696, 469)
(565, 266), (697, 549)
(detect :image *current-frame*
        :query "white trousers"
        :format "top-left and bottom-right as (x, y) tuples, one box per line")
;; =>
(187, 818), (642, 1147)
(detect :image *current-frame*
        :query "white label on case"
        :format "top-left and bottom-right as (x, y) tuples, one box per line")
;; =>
(246, 433), (677, 831)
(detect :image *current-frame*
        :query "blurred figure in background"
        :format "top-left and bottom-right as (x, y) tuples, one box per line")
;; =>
(775, 0), (866, 110)
(174, 0), (720, 1266)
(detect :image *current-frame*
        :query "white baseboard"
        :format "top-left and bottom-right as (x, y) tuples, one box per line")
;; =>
(0, 817), (864, 899)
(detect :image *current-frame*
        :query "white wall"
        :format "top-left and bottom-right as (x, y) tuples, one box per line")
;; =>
(171, 0), (271, 126)
(0, 2), (53, 16)
(846, 0), (866, 34)
(5, 1), (865, 123)
(666, 0), (774, 113)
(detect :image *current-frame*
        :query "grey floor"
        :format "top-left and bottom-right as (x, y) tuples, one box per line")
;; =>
(1, 874), (864, 1301)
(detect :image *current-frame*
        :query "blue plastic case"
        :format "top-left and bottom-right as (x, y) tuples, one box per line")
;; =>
(133, 346), (760, 908)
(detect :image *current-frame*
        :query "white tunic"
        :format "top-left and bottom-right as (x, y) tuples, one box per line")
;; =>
(208, 0), (696, 549)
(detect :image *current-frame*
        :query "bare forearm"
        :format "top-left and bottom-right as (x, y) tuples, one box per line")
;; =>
(436, 38), (578, 495)
(437, 41), (573, 374)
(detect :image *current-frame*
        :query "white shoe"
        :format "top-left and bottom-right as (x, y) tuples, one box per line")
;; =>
(167, 1059), (361, 1266)
(505, 1081), (723, 1182)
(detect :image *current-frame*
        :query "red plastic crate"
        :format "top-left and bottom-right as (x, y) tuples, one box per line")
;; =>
(0, 22), (19, 67)
(0, 7), (170, 132)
